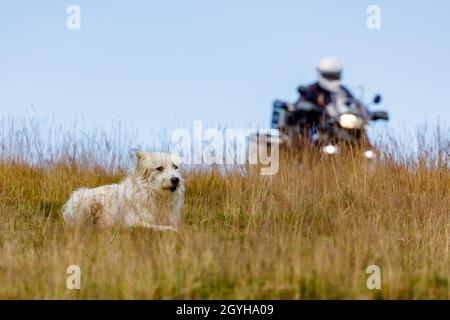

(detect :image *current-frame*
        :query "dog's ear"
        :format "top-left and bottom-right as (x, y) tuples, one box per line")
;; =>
(135, 151), (153, 178)
(171, 154), (182, 167)
(135, 150), (147, 166)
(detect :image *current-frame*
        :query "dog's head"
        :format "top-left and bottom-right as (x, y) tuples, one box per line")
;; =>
(134, 151), (183, 193)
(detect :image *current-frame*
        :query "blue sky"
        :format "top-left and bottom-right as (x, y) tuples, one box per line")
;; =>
(0, 0), (449, 146)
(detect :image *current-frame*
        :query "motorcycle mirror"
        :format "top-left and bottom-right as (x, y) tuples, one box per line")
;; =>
(370, 111), (389, 121)
(297, 86), (308, 96)
(273, 100), (288, 110)
(373, 94), (382, 104)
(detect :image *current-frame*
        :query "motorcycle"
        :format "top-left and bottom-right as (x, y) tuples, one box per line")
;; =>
(265, 86), (389, 159)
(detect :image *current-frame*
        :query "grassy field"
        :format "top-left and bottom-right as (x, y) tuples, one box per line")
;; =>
(0, 119), (449, 299)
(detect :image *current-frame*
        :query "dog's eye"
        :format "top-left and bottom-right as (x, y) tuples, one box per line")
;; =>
(173, 164), (178, 170)
(156, 166), (164, 172)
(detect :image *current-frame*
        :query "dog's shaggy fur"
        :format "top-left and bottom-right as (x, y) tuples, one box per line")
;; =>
(62, 151), (184, 231)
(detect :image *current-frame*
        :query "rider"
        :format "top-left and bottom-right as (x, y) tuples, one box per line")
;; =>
(296, 56), (353, 108)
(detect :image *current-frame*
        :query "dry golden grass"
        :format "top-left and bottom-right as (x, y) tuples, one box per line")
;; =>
(0, 118), (449, 299)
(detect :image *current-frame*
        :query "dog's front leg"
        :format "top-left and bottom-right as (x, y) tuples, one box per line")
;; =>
(145, 223), (178, 232)
(130, 220), (178, 232)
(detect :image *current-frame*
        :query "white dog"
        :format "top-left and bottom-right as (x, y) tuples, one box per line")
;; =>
(62, 151), (184, 231)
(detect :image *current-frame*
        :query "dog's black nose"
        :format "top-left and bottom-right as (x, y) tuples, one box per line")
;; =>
(170, 177), (180, 186)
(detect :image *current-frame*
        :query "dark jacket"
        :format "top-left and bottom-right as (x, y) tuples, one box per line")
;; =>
(298, 82), (353, 107)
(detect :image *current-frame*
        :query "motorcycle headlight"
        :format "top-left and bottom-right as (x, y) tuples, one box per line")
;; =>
(339, 114), (361, 129)
(364, 150), (376, 159)
(323, 145), (339, 155)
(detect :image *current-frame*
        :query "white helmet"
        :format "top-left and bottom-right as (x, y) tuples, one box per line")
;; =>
(317, 56), (342, 93)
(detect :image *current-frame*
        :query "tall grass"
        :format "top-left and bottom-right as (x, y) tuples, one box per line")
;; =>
(0, 115), (449, 299)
